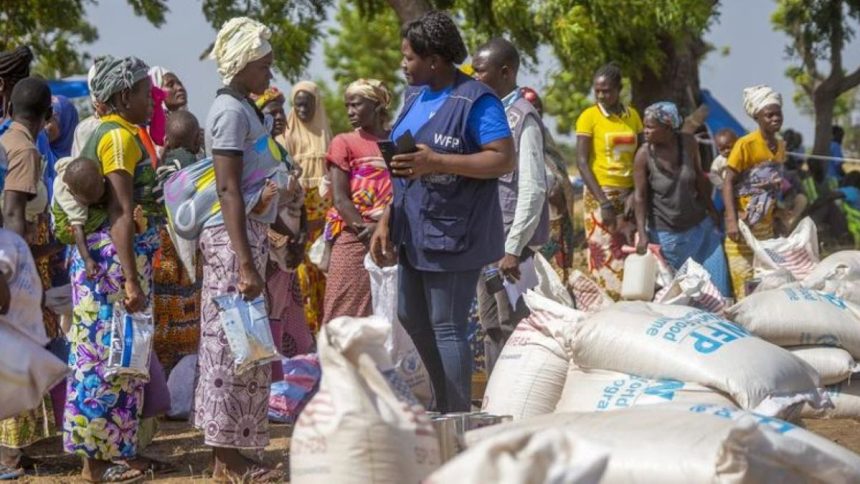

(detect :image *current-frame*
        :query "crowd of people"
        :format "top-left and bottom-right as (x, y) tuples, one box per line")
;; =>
(0, 8), (855, 483)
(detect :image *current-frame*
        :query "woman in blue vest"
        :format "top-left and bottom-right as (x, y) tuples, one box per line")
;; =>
(370, 11), (515, 412)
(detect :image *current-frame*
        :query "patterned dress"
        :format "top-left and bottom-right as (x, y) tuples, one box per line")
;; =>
(193, 222), (271, 448)
(322, 130), (393, 324)
(63, 114), (160, 460)
(63, 227), (159, 459)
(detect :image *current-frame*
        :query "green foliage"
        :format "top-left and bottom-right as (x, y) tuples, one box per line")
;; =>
(201, 0), (333, 81)
(0, 0), (101, 77)
(324, 1), (402, 96)
(533, 0), (718, 134)
(318, 79), (353, 135)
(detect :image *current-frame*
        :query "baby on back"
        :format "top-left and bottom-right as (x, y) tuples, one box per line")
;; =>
(53, 156), (106, 277)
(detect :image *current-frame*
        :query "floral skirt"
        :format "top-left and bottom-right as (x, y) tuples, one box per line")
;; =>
(583, 187), (631, 300)
(63, 226), (159, 460)
(193, 222), (271, 449)
(725, 206), (775, 300)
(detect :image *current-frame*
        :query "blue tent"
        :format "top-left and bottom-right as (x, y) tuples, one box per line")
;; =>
(48, 79), (89, 99)
(701, 89), (747, 138)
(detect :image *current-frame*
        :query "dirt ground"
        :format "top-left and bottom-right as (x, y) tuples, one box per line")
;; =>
(14, 417), (860, 482)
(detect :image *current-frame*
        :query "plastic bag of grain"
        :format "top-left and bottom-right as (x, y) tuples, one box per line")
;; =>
(570, 301), (826, 417)
(290, 316), (440, 484)
(568, 270), (613, 313)
(802, 379), (860, 420)
(1, 324), (69, 420)
(533, 252), (574, 307)
(739, 216), (819, 280)
(481, 291), (583, 420)
(802, 250), (860, 304)
(555, 368), (735, 413)
(364, 255), (434, 408)
(788, 346), (859, 386)
(466, 404), (860, 483)
(726, 287), (860, 357)
(426, 427), (608, 484)
(653, 258), (727, 313)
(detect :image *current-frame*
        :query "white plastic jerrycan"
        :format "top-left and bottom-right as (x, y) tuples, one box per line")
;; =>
(621, 252), (657, 301)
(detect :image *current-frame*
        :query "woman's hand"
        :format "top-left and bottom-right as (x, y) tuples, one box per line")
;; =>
(370, 220), (396, 267)
(355, 222), (377, 244)
(390, 144), (438, 179)
(238, 262), (264, 300)
(725, 218), (740, 242)
(636, 232), (649, 255)
(600, 205), (617, 232)
(124, 279), (145, 313)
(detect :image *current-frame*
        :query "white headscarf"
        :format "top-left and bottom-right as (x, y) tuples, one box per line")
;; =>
(743, 85), (782, 118)
(149, 66), (172, 89)
(210, 17), (272, 85)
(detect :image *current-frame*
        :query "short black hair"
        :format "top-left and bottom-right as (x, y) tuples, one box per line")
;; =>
(714, 127), (738, 140)
(833, 125), (845, 142)
(402, 11), (468, 64)
(475, 37), (520, 72)
(64, 157), (104, 206)
(167, 110), (200, 150)
(594, 62), (622, 89)
(9, 76), (51, 122)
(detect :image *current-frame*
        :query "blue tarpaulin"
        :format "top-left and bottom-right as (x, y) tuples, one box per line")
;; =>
(701, 89), (747, 137)
(48, 79), (89, 99)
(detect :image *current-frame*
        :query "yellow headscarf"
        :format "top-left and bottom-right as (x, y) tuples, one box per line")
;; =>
(344, 78), (392, 124)
(283, 80), (331, 189)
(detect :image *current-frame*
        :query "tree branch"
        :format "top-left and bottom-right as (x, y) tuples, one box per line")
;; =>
(841, 64), (860, 92)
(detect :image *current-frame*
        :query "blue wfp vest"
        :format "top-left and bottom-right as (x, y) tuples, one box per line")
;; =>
(391, 73), (506, 272)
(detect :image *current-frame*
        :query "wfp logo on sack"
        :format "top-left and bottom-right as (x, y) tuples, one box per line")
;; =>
(402, 352), (422, 375)
(647, 310), (751, 355)
(644, 379), (685, 401)
(784, 287), (848, 309)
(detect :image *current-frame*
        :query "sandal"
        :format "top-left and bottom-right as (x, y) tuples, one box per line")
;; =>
(86, 464), (144, 483)
(0, 464), (23, 481)
(117, 455), (177, 475)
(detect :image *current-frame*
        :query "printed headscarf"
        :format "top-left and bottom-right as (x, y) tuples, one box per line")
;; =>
(49, 95), (79, 159)
(0, 46), (33, 83)
(344, 79), (392, 121)
(210, 17), (272, 85)
(644, 101), (682, 130)
(284, 81), (331, 189)
(743, 85), (782, 118)
(254, 86), (285, 109)
(148, 65), (172, 89)
(89, 55), (150, 104)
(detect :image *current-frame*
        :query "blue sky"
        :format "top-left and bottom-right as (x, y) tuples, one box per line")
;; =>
(82, 0), (859, 144)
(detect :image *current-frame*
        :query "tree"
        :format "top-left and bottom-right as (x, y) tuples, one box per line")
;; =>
(322, 0), (403, 134)
(773, 0), (860, 163)
(0, 0), (167, 77)
(535, 0), (719, 133)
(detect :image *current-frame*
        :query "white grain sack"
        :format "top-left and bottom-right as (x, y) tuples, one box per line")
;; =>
(481, 292), (582, 420)
(788, 346), (859, 386)
(555, 368), (735, 413)
(290, 317), (440, 484)
(802, 250), (860, 304)
(570, 302), (825, 416)
(726, 287), (860, 358)
(466, 404), (860, 483)
(802, 379), (860, 420)
(426, 427), (608, 484)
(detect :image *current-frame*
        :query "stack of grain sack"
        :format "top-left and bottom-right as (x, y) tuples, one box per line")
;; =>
(726, 250), (860, 421)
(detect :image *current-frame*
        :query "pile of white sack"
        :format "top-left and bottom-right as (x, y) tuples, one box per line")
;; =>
(726, 250), (860, 420)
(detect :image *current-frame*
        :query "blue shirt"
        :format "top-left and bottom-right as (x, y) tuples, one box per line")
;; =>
(840, 186), (860, 209)
(391, 85), (510, 146)
(828, 141), (844, 180)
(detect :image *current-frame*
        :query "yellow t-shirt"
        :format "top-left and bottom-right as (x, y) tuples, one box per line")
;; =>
(575, 104), (643, 188)
(96, 114), (144, 176)
(726, 129), (786, 173)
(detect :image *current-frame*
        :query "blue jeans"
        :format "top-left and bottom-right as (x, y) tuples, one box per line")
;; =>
(650, 216), (731, 297)
(397, 256), (481, 412)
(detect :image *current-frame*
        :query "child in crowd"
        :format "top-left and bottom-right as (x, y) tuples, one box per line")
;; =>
(51, 157), (105, 278)
(709, 128), (739, 219)
(162, 110), (202, 169)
